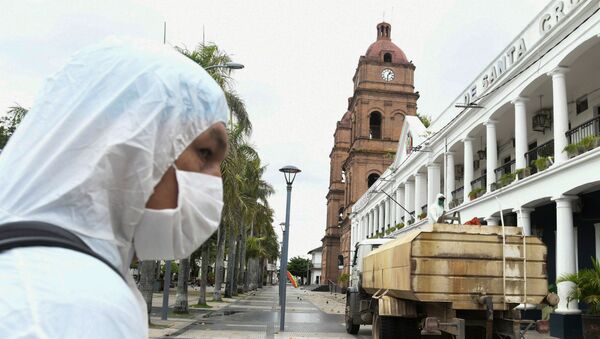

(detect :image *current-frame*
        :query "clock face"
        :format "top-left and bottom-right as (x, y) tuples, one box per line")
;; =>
(381, 68), (395, 82)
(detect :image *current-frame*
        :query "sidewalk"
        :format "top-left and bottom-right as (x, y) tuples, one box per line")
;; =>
(147, 286), (240, 338)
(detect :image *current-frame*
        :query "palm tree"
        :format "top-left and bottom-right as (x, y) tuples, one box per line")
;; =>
(138, 260), (158, 322)
(197, 243), (210, 305)
(174, 257), (190, 313)
(176, 42), (255, 302)
(175, 44), (251, 134)
(1, 105), (28, 151)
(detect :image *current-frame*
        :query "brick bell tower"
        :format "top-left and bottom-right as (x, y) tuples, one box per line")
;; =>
(321, 22), (419, 284)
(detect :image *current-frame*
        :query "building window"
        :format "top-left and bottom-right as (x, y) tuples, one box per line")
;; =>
(369, 111), (382, 139)
(368, 173), (380, 188)
(338, 207), (344, 222)
(576, 95), (588, 114)
(383, 53), (392, 62)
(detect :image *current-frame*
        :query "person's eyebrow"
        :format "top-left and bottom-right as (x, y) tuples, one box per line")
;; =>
(209, 128), (228, 151)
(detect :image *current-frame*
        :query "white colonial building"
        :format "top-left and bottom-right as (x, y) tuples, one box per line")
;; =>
(350, 1), (600, 336)
(307, 246), (322, 285)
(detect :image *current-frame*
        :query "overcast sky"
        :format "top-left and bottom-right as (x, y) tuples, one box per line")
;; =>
(1, 0), (548, 260)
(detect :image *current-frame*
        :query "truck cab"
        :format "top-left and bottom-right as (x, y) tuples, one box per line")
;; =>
(350, 238), (392, 289)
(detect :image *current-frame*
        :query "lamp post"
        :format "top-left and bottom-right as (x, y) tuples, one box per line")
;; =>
(204, 62), (245, 70)
(278, 222), (285, 306)
(278, 165), (301, 332)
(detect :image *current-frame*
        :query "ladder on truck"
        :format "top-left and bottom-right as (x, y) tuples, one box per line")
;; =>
(501, 224), (528, 306)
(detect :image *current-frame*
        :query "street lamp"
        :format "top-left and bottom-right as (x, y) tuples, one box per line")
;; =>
(278, 222), (285, 306)
(278, 165), (301, 332)
(204, 62), (245, 70)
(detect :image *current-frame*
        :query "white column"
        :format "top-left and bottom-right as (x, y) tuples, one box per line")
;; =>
(485, 216), (499, 226)
(484, 120), (498, 192)
(397, 186), (405, 224)
(384, 199), (390, 230)
(370, 210), (375, 236)
(427, 162), (441, 205)
(514, 207), (534, 236)
(552, 195), (580, 314)
(379, 202), (385, 232)
(549, 67), (570, 165)
(463, 137), (474, 202)
(374, 207), (379, 235)
(512, 97), (529, 169)
(390, 194), (396, 227)
(405, 179), (415, 222)
(414, 172), (424, 215)
(446, 152), (455, 201)
(368, 211), (373, 237)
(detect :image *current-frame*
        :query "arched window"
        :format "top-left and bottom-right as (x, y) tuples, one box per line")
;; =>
(383, 53), (392, 62)
(369, 111), (382, 139)
(338, 207), (344, 222)
(367, 173), (380, 188)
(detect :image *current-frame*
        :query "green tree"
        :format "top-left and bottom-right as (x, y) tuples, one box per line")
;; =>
(416, 112), (431, 128)
(287, 256), (312, 285)
(0, 105), (28, 151)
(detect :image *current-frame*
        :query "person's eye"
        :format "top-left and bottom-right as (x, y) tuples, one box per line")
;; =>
(197, 148), (213, 159)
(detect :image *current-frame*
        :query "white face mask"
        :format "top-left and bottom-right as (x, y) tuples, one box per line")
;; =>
(133, 166), (224, 260)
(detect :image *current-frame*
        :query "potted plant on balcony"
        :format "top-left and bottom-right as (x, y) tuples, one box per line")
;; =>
(532, 156), (552, 172)
(468, 187), (483, 201)
(396, 222), (405, 229)
(564, 143), (581, 158)
(418, 212), (427, 220)
(579, 135), (600, 153)
(557, 258), (600, 339)
(499, 172), (516, 188)
(515, 167), (531, 179)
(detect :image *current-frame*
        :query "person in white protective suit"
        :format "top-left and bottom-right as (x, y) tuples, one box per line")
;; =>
(0, 38), (229, 338)
(427, 193), (446, 224)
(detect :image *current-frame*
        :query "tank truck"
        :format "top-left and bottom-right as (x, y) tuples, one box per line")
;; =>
(345, 223), (553, 339)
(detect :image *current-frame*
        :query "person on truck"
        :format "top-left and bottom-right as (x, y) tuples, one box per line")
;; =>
(427, 193), (446, 224)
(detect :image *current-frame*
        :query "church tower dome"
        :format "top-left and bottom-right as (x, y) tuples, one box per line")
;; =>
(365, 22), (409, 64)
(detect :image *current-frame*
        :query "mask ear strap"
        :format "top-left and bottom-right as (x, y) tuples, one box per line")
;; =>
(172, 163), (179, 171)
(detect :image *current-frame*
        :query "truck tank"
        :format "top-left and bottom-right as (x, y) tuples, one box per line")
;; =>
(361, 223), (547, 311)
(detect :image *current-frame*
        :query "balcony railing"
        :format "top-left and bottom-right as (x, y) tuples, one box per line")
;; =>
(566, 115), (600, 144)
(494, 160), (515, 180)
(450, 186), (464, 208)
(525, 140), (554, 174)
(470, 175), (486, 191)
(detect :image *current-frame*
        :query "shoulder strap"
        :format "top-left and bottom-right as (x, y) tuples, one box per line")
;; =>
(0, 221), (125, 281)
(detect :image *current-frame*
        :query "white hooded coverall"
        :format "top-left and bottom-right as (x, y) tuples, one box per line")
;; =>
(427, 193), (446, 224)
(0, 38), (228, 338)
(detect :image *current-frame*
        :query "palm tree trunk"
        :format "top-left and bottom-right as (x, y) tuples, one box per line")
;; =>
(233, 233), (243, 296)
(198, 244), (209, 305)
(174, 258), (190, 313)
(213, 224), (226, 301)
(138, 260), (158, 321)
(238, 229), (247, 292)
(258, 257), (265, 289)
(224, 223), (237, 298)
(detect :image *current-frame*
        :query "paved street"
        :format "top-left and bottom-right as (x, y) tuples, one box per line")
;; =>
(157, 285), (372, 338)
(148, 285), (558, 339)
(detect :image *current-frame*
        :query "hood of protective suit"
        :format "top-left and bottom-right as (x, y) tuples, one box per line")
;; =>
(0, 38), (229, 273)
(427, 193), (446, 224)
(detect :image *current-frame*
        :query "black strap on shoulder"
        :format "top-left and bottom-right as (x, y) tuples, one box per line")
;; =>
(0, 221), (125, 281)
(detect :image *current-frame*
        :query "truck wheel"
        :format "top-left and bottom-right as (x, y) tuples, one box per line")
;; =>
(345, 302), (360, 334)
